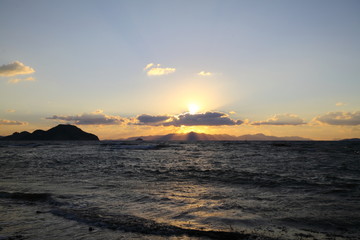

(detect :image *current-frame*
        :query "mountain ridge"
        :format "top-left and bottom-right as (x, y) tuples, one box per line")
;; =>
(123, 132), (312, 141)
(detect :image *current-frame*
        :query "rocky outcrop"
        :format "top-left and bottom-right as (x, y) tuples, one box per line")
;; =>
(1, 124), (99, 141)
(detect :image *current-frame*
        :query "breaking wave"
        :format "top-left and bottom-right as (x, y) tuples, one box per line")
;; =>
(0, 190), (273, 240)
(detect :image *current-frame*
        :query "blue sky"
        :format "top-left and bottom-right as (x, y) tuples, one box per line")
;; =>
(1, 0), (359, 139)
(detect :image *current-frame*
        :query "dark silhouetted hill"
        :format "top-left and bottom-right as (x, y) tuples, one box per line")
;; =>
(235, 133), (310, 141)
(1, 124), (99, 141)
(125, 132), (311, 141)
(339, 138), (360, 142)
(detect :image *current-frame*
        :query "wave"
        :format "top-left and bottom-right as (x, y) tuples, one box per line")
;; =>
(140, 168), (340, 190)
(100, 142), (170, 150)
(0, 191), (274, 240)
(279, 216), (360, 233)
(51, 207), (275, 240)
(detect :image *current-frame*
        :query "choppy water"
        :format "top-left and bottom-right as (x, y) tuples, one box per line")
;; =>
(0, 141), (359, 240)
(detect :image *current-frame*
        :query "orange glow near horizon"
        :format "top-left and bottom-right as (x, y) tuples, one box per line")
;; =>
(176, 125), (208, 134)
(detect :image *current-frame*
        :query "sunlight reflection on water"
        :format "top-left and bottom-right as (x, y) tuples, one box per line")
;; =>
(0, 141), (359, 239)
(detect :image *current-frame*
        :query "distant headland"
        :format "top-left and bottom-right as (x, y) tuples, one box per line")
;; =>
(0, 124), (99, 141)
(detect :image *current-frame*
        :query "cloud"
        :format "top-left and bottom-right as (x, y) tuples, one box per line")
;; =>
(144, 63), (154, 70)
(147, 67), (176, 76)
(8, 77), (36, 84)
(144, 63), (176, 76)
(7, 109), (16, 113)
(137, 114), (171, 125)
(315, 111), (360, 126)
(198, 71), (212, 76)
(335, 102), (346, 106)
(92, 109), (104, 114)
(0, 61), (35, 77)
(167, 112), (242, 126)
(133, 111), (243, 127)
(0, 119), (27, 125)
(46, 112), (124, 125)
(251, 114), (306, 126)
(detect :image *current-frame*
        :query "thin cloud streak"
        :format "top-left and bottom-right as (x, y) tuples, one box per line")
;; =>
(46, 112), (124, 125)
(0, 119), (27, 125)
(335, 102), (346, 106)
(198, 71), (212, 76)
(144, 63), (154, 70)
(251, 114), (306, 126)
(8, 77), (36, 84)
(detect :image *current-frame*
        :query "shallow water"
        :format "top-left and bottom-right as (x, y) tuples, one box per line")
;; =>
(0, 141), (359, 239)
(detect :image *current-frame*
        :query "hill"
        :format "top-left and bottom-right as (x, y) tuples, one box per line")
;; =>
(339, 138), (360, 142)
(235, 133), (311, 141)
(0, 124), (99, 141)
(125, 132), (311, 141)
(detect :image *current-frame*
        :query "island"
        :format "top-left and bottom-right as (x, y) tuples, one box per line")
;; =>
(0, 124), (99, 141)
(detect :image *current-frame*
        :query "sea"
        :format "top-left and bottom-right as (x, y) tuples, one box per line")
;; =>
(0, 140), (359, 240)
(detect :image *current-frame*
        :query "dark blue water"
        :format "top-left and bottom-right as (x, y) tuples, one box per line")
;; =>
(0, 141), (359, 240)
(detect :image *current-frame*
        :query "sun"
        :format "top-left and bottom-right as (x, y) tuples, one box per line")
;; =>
(188, 103), (200, 114)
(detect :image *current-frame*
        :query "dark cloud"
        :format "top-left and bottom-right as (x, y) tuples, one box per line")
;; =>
(47, 111), (243, 127)
(251, 114), (305, 126)
(165, 112), (243, 126)
(0, 119), (27, 125)
(137, 114), (170, 124)
(47, 113), (124, 125)
(315, 111), (360, 125)
(0, 61), (35, 77)
(133, 112), (242, 126)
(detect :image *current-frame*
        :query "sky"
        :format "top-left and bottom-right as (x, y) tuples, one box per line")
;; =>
(0, 0), (360, 140)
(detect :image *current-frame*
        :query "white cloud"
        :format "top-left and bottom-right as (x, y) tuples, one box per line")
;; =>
(8, 77), (36, 84)
(0, 119), (27, 125)
(315, 111), (360, 125)
(335, 102), (346, 106)
(147, 67), (176, 76)
(198, 71), (212, 76)
(144, 63), (154, 70)
(251, 114), (306, 126)
(144, 63), (176, 76)
(0, 61), (35, 77)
